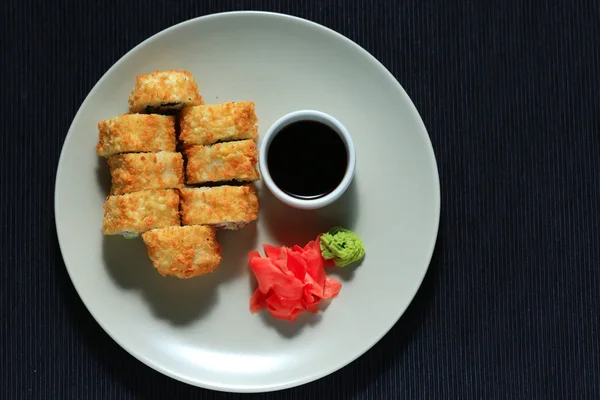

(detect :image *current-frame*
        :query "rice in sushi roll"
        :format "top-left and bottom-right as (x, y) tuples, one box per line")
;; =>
(179, 101), (258, 145)
(128, 70), (203, 114)
(184, 140), (259, 185)
(179, 185), (259, 230)
(102, 189), (180, 237)
(141, 225), (222, 279)
(96, 114), (176, 157)
(107, 151), (184, 195)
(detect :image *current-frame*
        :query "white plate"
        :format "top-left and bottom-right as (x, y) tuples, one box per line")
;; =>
(55, 11), (440, 393)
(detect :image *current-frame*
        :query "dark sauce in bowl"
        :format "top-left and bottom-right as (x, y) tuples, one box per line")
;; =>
(267, 120), (348, 199)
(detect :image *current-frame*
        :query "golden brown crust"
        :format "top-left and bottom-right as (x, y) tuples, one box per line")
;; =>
(102, 189), (180, 235)
(141, 225), (221, 279)
(184, 140), (259, 184)
(179, 101), (258, 145)
(107, 152), (184, 195)
(128, 70), (203, 113)
(179, 185), (259, 228)
(96, 114), (176, 157)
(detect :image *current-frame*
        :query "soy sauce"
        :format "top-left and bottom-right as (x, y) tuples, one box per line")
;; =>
(267, 120), (348, 199)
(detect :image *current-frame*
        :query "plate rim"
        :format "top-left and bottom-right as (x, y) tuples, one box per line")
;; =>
(54, 10), (441, 393)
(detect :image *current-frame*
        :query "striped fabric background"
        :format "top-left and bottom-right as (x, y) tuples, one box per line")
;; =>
(2, 0), (599, 398)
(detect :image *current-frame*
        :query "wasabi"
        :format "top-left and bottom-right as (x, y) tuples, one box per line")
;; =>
(319, 227), (365, 267)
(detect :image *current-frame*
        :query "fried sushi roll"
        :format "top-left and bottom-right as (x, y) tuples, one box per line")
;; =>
(179, 101), (258, 146)
(96, 114), (176, 157)
(128, 70), (203, 114)
(179, 185), (259, 230)
(184, 140), (259, 184)
(107, 151), (184, 195)
(141, 225), (222, 279)
(102, 189), (180, 237)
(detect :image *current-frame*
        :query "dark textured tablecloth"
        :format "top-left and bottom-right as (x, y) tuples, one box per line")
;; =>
(2, 0), (599, 398)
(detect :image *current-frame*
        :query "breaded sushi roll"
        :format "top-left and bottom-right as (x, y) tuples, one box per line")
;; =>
(179, 101), (258, 146)
(107, 151), (184, 195)
(179, 185), (259, 230)
(142, 225), (222, 279)
(184, 140), (259, 184)
(128, 70), (203, 114)
(96, 114), (176, 157)
(102, 189), (180, 237)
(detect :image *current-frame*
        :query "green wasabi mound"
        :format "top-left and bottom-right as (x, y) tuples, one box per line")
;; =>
(319, 227), (365, 267)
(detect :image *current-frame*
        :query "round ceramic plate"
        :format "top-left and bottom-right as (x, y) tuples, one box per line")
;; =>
(55, 11), (440, 393)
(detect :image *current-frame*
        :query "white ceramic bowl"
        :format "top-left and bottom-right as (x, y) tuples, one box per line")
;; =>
(259, 110), (356, 210)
